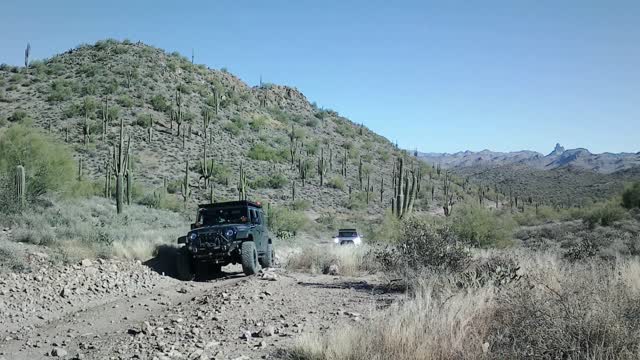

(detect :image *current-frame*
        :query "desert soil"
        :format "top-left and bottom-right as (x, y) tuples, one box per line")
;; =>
(0, 250), (399, 360)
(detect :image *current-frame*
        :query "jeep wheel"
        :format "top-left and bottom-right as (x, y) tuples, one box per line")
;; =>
(259, 243), (274, 268)
(176, 248), (195, 281)
(241, 241), (258, 276)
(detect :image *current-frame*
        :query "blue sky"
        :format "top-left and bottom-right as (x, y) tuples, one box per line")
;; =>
(1, 0), (638, 153)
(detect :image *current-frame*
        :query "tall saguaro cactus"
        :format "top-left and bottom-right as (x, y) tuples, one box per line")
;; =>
(111, 118), (130, 214)
(200, 107), (213, 188)
(24, 43), (30, 70)
(317, 147), (328, 186)
(442, 170), (454, 217)
(392, 157), (419, 219)
(238, 162), (247, 201)
(104, 151), (112, 199)
(15, 165), (26, 208)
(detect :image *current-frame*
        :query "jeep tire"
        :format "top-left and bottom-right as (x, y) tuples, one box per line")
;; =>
(176, 248), (195, 281)
(241, 241), (258, 276)
(259, 243), (274, 268)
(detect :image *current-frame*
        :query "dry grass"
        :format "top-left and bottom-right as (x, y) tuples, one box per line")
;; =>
(284, 245), (379, 276)
(3, 196), (188, 262)
(288, 250), (640, 360)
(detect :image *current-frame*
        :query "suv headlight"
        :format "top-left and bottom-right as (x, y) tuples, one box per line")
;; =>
(225, 229), (235, 238)
(188, 233), (198, 242)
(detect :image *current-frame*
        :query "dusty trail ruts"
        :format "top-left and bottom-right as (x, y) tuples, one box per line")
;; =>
(0, 258), (399, 360)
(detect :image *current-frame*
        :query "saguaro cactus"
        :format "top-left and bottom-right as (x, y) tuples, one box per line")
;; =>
(104, 152), (112, 198)
(111, 118), (130, 214)
(238, 162), (247, 201)
(24, 43), (30, 70)
(442, 171), (454, 217)
(317, 147), (328, 186)
(77, 158), (83, 181)
(392, 157), (419, 219)
(15, 165), (26, 208)
(200, 107), (213, 188)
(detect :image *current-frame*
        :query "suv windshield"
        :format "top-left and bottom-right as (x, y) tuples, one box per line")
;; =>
(200, 207), (248, 226)
(338, 230), (358, 237)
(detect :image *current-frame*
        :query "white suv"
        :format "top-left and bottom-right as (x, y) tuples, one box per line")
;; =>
(332, 228), (363, 246)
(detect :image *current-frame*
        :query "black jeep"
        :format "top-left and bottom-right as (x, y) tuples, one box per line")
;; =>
(176, 200), (274, 280)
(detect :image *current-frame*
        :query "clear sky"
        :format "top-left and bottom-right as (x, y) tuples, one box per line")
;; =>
(1, 0), (638, 154)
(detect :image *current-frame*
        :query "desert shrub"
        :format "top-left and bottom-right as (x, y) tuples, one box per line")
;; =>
(250, 173), (288, 189)
(247, 143), (287, 162)
(622, 182), (640, 210)
(150, 94), (170, 112)
(305, 117), (320, 127)
(135, 113), (152, 128)
(222, 121), (240, 136)
(393, 215), (469, 272)
(326, 176), (346, 191)
(249, 114), (268, 130)
(584, 201), (626, 229)
(5, 196), (187, 261)
(138, 191), (183, 212)
(285, 245), (377, 276)
(8, 110), (30, 123)
(0, 125), (75, 207)
(489, 260), (640, 359)
(117, 95), (134, 108)
(291, 199), (312, 211)
(451, 204), (515, 247)
(268, 206), (307, 236)
(47, 80), (73, 102)
(345, 192), (367, 210)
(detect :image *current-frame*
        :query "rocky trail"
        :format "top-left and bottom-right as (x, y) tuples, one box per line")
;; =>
(0, 251), (399, 360)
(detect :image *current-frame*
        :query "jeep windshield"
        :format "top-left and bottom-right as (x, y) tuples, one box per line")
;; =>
(198, 207), (248, 226)
(338, 230), (358, 238)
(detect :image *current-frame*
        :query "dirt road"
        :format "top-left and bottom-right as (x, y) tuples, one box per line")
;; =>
(0, 251), (398, 359)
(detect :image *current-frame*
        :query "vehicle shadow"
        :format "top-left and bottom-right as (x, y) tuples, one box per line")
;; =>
(143, 245), (244, 282)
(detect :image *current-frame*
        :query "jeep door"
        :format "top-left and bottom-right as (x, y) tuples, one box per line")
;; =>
(250, 208), (265, 252)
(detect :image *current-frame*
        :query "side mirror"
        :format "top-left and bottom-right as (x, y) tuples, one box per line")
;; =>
(177, 236), (186, 244)
(190, 223), (198, 230)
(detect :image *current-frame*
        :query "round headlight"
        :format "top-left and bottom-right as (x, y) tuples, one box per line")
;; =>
(225, 229), (235, 237)
(188, 233), (198, 241)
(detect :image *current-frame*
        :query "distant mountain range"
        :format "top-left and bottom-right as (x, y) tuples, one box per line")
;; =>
(418, 144), (640, 174)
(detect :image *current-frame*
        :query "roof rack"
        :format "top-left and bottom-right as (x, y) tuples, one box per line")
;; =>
(197, 200), (263, 209)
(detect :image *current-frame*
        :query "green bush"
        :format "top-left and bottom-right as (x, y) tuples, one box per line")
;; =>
(135, 113), (152, 128)
(250, 173), (288, 189)
(247, 143), (287, 162)
(584, 201), (626, 229)
(451, 204), (515, 247)
(8, 110), (30, 123)
(150, 94), (170, 112)
(0, 125), (75, 205)
(327, 176), (346, 191)
(394, 215), (469, 271)
(117, 95), (134, 108)
(250, 115), (268, 130)
(268, 206), (308, 236)
(622, 182), (640, 210)
(47, 80), (73, 102)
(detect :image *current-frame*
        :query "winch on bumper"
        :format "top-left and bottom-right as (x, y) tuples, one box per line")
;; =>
(182, 228), (244, 264)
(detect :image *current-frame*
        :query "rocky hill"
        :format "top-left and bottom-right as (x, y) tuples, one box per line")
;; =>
(0, 39), (438, 221)
(419, 143), (640, 174)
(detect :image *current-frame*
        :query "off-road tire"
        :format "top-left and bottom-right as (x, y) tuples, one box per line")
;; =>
(176, 248), (195, 281)
(259, 243), (274, 268)
(241, 241), (258, 276)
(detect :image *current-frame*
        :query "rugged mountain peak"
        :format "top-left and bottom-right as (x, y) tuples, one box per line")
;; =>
(548, 143), (565, 156)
